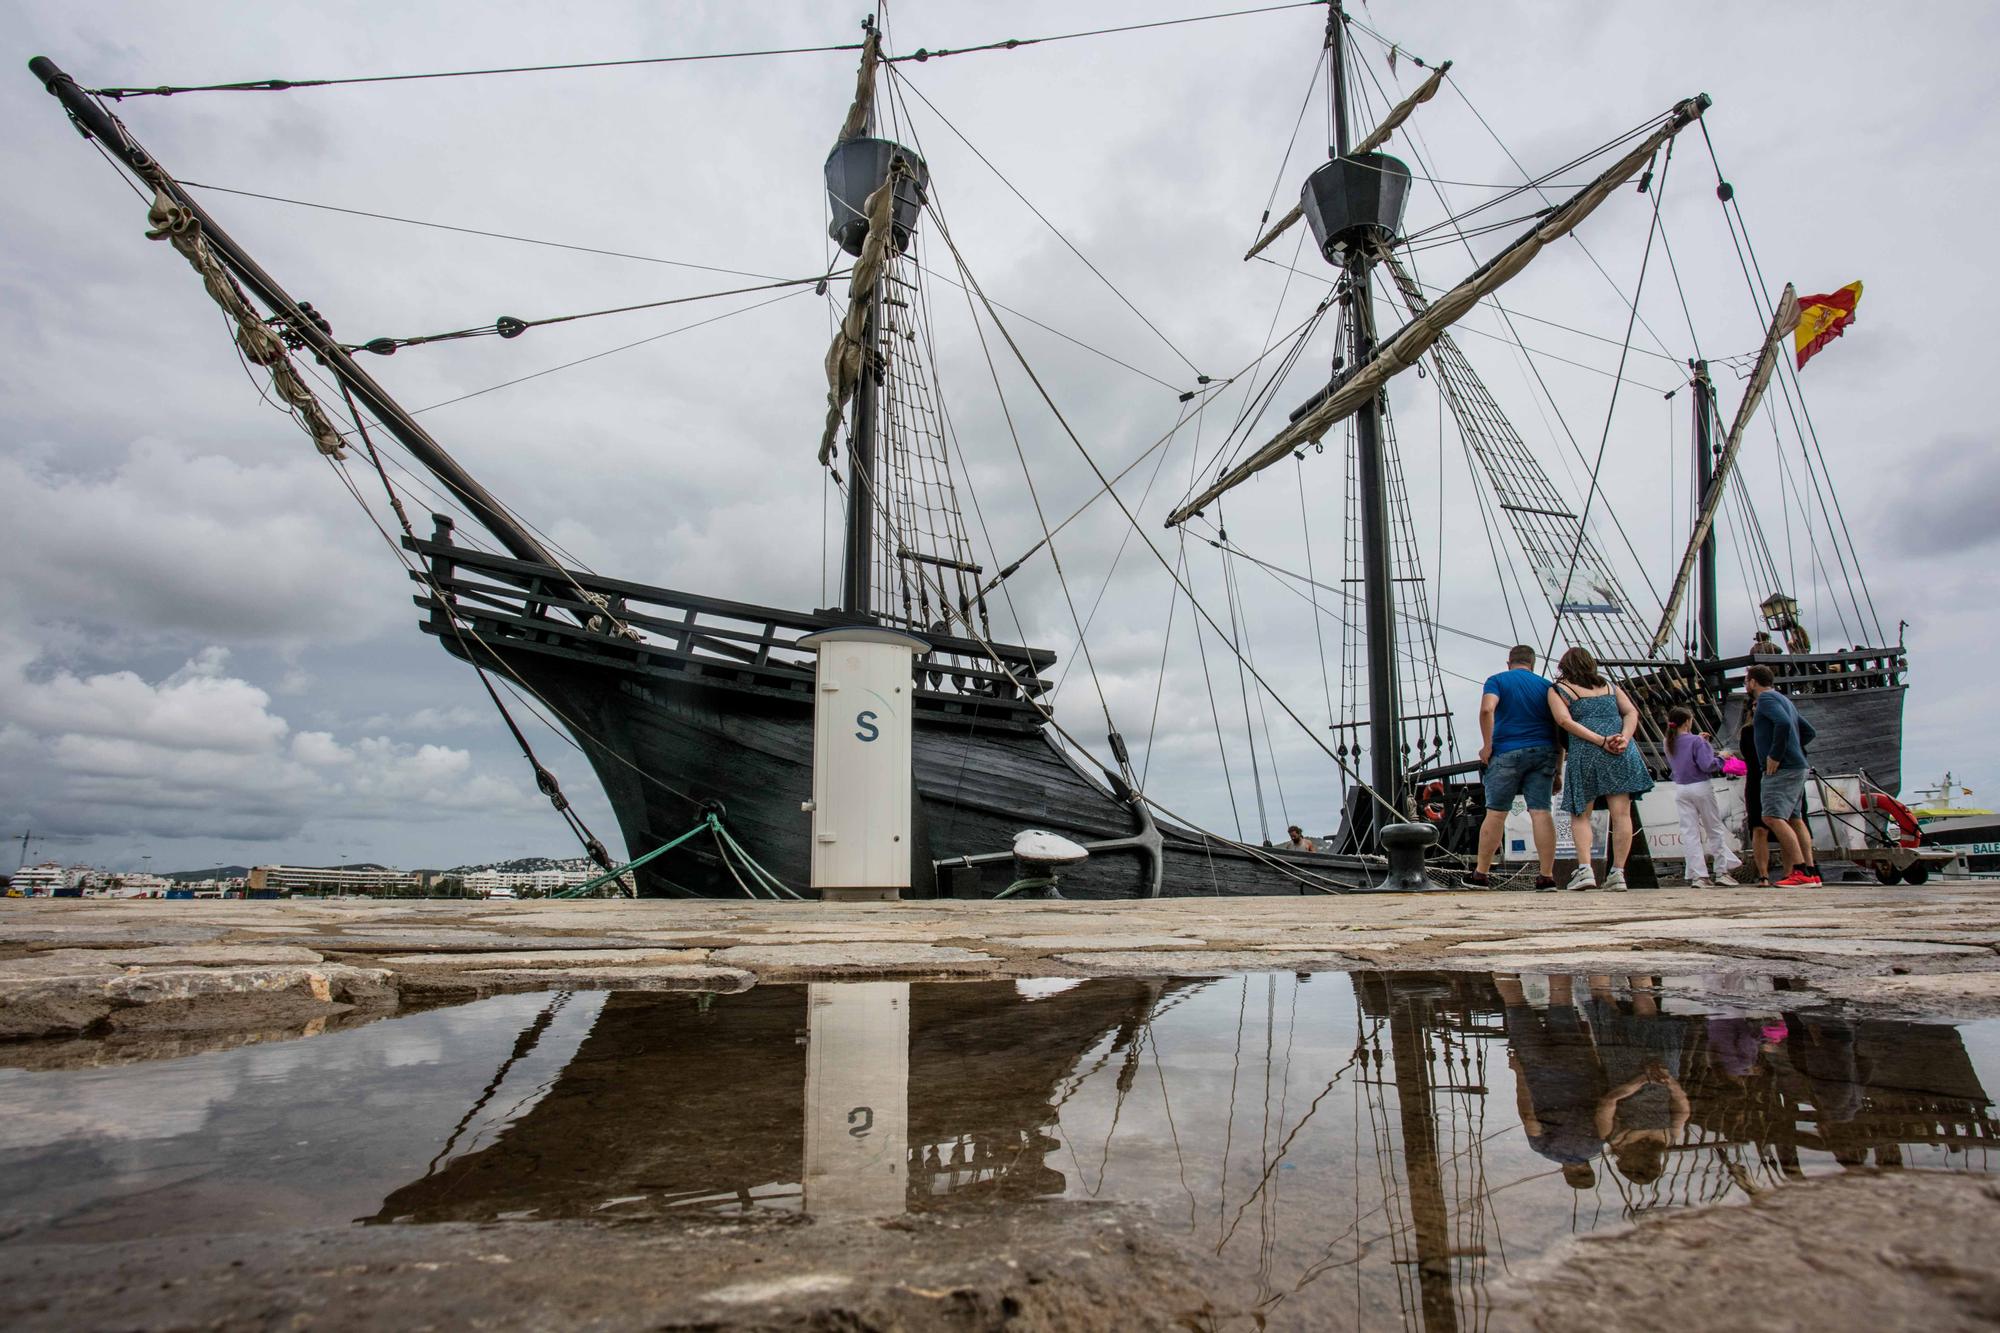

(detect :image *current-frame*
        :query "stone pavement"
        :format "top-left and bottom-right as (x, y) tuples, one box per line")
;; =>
(4, 883), (1998, 1042)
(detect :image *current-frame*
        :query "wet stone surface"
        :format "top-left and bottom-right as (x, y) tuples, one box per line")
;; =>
(0, 967), (1995, 1329)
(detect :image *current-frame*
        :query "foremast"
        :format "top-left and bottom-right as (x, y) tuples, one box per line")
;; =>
(816, 27), (991, 646)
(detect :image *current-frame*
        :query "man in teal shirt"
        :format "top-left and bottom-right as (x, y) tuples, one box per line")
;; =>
(1470, 645), (1561, 889)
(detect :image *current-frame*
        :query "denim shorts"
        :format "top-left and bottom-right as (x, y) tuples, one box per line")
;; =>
(1760, 764), (1808, 820)
(1484, 744), (1558, 812)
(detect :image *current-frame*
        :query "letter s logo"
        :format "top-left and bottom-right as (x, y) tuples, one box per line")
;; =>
(855, 710), (879, 742)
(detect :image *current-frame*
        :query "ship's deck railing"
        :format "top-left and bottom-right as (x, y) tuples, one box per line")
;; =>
(403, 516), (1054, 716)
(1586, 646), (1904, 720)
(1705, 646), (1907, 699)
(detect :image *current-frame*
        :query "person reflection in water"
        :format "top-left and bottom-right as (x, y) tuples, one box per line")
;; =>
(1706, 1013), (1789, 1083)
(1585, 976), (1691, 1185)
(1497, 974), (1604, 1188)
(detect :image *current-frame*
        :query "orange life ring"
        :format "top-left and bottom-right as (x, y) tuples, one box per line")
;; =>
(1420, 781), (1445, 822)
(1861, 791), (1921, 849)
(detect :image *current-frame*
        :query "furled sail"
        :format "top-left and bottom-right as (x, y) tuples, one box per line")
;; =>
(817, 26), (888, 469)
(817, 161), (907, 467)
(1243, 61), (1450, 263)
(1170, 94), (1711, 527)
(1648, 283), (1801, 654)
(835, 24), (879, 145)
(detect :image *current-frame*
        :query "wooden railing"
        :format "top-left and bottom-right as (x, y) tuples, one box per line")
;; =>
(403, 516), (1054, 720)
(1705, 647), (1907, 699)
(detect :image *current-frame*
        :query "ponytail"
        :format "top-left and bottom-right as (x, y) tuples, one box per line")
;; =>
(1665, 705), (1694, 759)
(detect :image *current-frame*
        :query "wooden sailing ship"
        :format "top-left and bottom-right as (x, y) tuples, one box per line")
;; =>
(27, 2), (1907, 897)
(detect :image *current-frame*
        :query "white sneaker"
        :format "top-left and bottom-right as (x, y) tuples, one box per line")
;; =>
(1712, 872), (1739, 887)
(1567, 865), (1597, 891)
(1690, 877), (1718, 889)
(1603, 867), (1629, 892)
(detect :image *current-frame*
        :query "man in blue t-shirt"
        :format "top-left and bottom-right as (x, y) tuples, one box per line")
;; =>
(1747, 663), (1820, 885)
(1471, 645), (1561, 889)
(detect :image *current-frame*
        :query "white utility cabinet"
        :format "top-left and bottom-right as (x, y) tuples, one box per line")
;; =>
(798, 626), (928, 901)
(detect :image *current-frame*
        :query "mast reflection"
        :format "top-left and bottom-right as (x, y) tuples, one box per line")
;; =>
(363, 971), (1996, 1333)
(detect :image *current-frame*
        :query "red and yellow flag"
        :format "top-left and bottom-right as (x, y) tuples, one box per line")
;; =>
(1793, 281), (1862, 370)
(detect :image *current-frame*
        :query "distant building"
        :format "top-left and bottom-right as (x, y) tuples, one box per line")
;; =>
(107, 873), (174, 897)
(461, 870), (505, 895)
(247, 865), (419, 895)
(9, 862), (65, 896)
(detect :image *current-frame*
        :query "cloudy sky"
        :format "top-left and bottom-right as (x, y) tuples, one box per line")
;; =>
(5, 1), (1996, 874)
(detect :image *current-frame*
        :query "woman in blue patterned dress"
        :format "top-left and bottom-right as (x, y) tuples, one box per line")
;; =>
(1547, 647), (1654, 891)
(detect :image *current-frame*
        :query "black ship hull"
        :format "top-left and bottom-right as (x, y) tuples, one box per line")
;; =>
(408, 525), (1910, 898)
(409, 522), (1374, 899)
(1708, 650), (1909, 796)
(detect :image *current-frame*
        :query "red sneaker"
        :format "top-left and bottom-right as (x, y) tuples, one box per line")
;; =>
(1775, 871), (1818, 888)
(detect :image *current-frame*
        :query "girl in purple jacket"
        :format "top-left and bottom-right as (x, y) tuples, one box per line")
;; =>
(1664, 706), (1744, 887)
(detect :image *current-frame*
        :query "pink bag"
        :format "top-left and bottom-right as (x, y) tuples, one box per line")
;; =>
(1721, 756), (1748, 777)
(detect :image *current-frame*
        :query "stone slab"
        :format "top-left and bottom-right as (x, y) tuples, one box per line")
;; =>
(709, 943), (994, 969)
(1449, 931), (1699, 953)
(0, 963), (393, 1039)
(1436, 954), (1746, 975)
(1051, 950), (1361, 975)
(38, 944), (326, 967)
(0, 954), (127, 979)
(1707, 935), (1993, 958)
(988, 935), (1204, 951)
(283, 933), (658, 952)
(401, 964), (756, 997)
(376, 948), (709, 969)
(0, 924), (230, 945)
(1820, 971), (2000, 1015)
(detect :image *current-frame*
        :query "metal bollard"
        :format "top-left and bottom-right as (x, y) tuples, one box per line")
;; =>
(1377, 822), (1440, 893)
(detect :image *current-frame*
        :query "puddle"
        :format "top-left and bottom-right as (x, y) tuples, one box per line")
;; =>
(2, 971), (1996, 1326)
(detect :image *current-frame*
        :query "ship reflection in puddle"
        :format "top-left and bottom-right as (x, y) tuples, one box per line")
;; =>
(363, 973), (1999, 1327)
(4, 972), (1997, 1329)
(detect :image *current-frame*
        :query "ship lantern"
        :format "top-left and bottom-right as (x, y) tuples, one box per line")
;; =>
(825, 137), (930, 257)
(1300, 152), (1412, 264)
(1759, 591), (1801, 632)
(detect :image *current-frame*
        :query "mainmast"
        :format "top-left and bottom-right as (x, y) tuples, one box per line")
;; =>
(1328, 1), (1407, 821)
(1690, 360), (1719, 660)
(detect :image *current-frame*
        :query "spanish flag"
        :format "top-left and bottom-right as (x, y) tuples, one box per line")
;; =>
(1794, 281), (1862, 370)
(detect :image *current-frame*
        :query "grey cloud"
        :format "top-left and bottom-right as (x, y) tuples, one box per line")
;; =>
(5, 0), (1997, 868)
(1873, 434), (2000, 558)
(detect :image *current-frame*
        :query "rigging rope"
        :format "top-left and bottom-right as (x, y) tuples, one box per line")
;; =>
(95, 3), (1334, 97)
(1541, 135), (1674, 663)
(1446, 75), (1683, 366)
(184, 180), (1189, 394)
(348, 271), (845, 355)
(90, 42), (866, 98)
(398, 288), (813, 417)
(1697, 123), (1884, 645)
(1392, 105), (1676, 634)
(888, 65), (1204, 379)
(324, 447), (620, 876)
(922, 198), (1409, 828)
(1218, 520), (1273, 842)
(882, 1), (1330, 65)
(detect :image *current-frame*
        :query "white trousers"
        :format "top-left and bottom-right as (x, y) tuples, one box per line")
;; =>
(1673, 782), (1741, 879)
